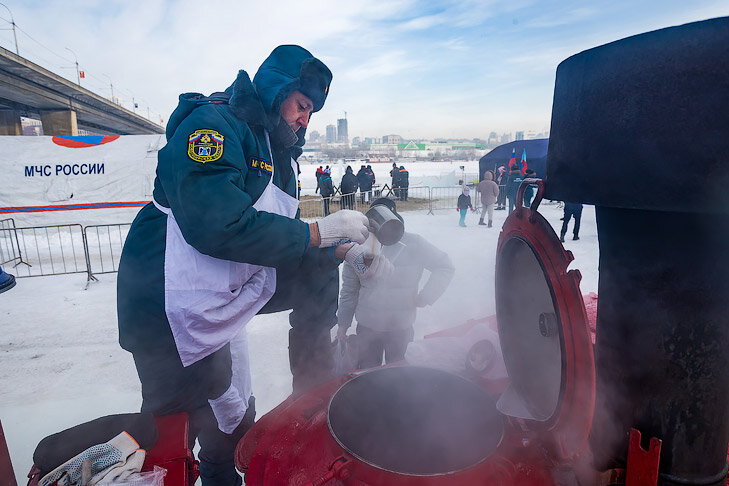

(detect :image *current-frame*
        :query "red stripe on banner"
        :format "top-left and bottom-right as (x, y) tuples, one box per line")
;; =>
(0, 201), (151, 213)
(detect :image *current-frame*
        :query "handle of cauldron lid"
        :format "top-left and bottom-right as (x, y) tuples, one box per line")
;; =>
(304, 456), (351, 486)
(516, 178), (545, 213)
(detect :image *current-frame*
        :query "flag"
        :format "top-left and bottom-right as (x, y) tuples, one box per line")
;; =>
(520, 149), (527, 175)
(134, 103), (139, 108)
(79, 71), (85, 79)
(508, 148), (516, 170)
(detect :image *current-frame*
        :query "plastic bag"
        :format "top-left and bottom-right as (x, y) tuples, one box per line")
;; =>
(100, 466), (166, 485)
(333, 335), (359, 376)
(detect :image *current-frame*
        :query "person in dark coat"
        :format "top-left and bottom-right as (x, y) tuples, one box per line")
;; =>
(505, 165), (524, 214)
(315, 166), (324, 194)
(365, 165), (376, 200)
(560, 203), (583, 242)
(356, 165), (370, 203)
(390, 162), (400, 199)
(523, 169), (537, 208)
(115, 45), (371, 486)
(340, 165), (358, 209)
(398, 165), (409, 201)
(319, 170), (334, 215)
(495, 165), (507, 210)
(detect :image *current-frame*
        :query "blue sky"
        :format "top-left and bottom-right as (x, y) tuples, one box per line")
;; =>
(1, 0), (728, 139)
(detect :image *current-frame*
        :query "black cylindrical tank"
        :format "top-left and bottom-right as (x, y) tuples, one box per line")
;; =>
(545, 16), (729, 485)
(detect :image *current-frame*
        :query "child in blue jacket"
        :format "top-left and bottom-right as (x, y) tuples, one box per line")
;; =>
(457, 186), (474, 227)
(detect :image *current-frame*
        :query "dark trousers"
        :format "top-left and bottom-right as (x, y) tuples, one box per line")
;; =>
(322, 196), (331, 216)
(355, 325), (415, 369)
(508, 196), (517, 214)
(399, 187), (408, 201)
(340, 193), (355, 210)
(133, 345), (254, 486)
(497, 185), (506, 208)
(132, 250), (339, 485)
(561, 207), (582, 238)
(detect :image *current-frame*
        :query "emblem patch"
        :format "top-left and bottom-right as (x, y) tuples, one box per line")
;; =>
(187, 129), (224, 163)
(248, 157), (273, 174)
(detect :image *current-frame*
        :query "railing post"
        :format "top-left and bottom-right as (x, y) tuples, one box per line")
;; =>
(81, 225), (98, 285)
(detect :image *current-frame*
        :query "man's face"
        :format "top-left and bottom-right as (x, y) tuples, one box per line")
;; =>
(279, 90), (314, 132)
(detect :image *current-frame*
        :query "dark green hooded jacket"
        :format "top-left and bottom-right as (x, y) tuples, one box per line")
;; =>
(117, 46), (333, 354)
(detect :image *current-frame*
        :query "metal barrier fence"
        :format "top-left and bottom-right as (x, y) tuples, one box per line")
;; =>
(4, 184), (494, 281)
(429, 186), (483, 213)
(0, 217), (26, 268)
(0, 224), (87, 278)
(83, 224), (131, 278)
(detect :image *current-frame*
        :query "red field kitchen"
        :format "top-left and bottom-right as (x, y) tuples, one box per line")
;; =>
(235, 16), (729, 486)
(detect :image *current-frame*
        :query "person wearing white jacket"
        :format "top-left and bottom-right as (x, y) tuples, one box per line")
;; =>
(336, 209), (455, 368)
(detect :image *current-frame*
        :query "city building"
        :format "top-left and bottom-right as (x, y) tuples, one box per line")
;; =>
(515, 131), (525, 141)
(337, 118), (348, 145)
(382, 134), (402, 144)
(325, 124), (337, 143)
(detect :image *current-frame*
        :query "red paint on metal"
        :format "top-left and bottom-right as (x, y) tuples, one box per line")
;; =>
(625, 428), (661, 486)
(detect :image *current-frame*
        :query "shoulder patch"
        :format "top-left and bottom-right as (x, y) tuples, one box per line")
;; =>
(187, 129), (224, 163)
(248, 156), (273, 174)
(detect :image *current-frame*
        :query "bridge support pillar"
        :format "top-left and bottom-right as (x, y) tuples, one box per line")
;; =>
(40, 109), (78, 136)
(0, 110), (22, 135)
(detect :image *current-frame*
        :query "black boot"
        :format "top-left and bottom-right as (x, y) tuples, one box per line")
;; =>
(560, 234), (566, 243)
(488, 220), (492, 228)
(478, 218), (486, 225)
(573, 235), (580, 240)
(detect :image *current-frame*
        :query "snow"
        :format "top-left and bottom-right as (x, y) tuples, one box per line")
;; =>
(0, 166), (599, 483)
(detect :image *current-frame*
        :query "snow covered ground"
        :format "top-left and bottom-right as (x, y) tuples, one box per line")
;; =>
(0, 201), (599, 483)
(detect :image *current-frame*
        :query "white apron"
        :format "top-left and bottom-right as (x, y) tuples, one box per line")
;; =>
(153, 132), (299, 432)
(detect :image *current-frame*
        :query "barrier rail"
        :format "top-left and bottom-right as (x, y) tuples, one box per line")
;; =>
(5, 184), (492, 282)
(83, 223), (131, 280)
(0, 218), (27, 268)
(0, 224), (87, 278)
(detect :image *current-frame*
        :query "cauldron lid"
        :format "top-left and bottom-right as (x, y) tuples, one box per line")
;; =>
(494, 179), (595, 459)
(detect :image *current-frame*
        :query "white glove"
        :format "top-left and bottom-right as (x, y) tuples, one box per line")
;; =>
(317, 210), (369, 247)
(344, 244), (394, 280)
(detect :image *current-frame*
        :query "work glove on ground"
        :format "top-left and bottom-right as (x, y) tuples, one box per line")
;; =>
(344, 244), (394, 281)
(317, 210), (369, 247)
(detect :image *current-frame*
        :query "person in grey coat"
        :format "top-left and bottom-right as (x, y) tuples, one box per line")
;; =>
(336, 205), (455, 368)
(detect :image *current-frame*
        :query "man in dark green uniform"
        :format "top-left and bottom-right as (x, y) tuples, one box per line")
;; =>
(117, 45), (376, 485)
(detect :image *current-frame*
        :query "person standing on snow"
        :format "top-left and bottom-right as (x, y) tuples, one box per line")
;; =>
(319, 169), (334, 215)
(398, 165), (409, 201)
(337, 199), (454, 368)
(457, 186), (474, 227)
(477, 170), (500, 227)
(340, 165), (358, 209)
(315, 166), (324, 194)
(506, 164), (524, 213)
(560, 202), (583, 242)
(495, 165), (507, 210)
(390, 162), (400, 199)
(356, 165), (370, 204)
(116, 45), (389, 486)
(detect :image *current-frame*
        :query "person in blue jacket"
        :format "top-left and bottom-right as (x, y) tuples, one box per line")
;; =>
(116, 45), (387, 486)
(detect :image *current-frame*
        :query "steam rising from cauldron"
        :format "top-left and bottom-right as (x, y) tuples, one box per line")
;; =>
(327, 366), (504, 475)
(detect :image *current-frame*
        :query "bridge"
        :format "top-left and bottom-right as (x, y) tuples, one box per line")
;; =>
(0, 46), (164, 136)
